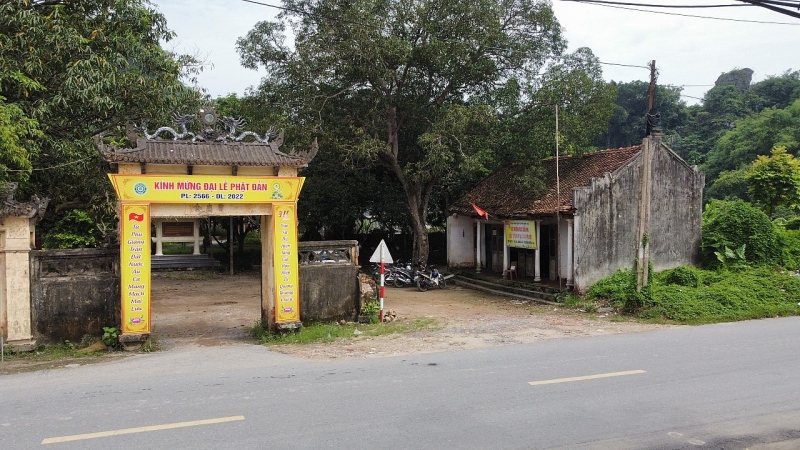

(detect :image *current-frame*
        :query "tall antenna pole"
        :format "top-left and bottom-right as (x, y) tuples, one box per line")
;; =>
(555, 103), (561, 291)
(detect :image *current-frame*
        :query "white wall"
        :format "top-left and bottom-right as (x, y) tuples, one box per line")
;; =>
(446, 214), (475, 268)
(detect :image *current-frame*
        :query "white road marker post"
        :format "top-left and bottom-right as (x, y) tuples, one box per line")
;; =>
(369, 240), (394, 325)
(380, 257), (385, 323)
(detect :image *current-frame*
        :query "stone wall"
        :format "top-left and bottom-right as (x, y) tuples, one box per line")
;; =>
(573, 155), (643, 292)
(30, 249), (120, 342)
(26, 241), (362, 341)
(572, 139), (704, 292)
(298, 240), (360, 322)
(647, 142), (705, 271)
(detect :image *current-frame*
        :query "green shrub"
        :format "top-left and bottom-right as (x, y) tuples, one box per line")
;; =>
(662, 266), (701, 288)
(777, 228), (800, 269)
(42, 210), (101, 249)
(646, 266), (800, 323)
(785, 217), (800, 231)
(586, 268), (651, 313)
(701, 199), (781, 267)
(588, 265), (800, 324)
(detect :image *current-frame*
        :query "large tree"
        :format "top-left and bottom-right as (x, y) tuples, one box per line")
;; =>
(237, 0), (613, 262)
(702, 99), (800, 181)
(746, 146), (800, 219)
(1, 0), (200, 231)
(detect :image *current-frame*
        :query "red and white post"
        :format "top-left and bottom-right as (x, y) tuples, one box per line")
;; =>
(379, 260), (385, 323)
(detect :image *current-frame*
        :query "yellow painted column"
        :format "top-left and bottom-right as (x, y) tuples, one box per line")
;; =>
(272, 203), (300, 329)
(119, 204), (151, 337)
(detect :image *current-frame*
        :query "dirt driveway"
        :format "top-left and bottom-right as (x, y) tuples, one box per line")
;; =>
(150, 271), (672, 359)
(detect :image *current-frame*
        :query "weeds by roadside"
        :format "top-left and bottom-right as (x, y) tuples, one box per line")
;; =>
(249, 318), (440, 345)
(584, 265), (800, 324)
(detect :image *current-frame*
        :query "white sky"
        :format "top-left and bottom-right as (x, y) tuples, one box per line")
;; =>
(154, 0), (800, 105)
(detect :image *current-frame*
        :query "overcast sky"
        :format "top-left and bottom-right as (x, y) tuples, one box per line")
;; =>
(154, 0), (799, 105)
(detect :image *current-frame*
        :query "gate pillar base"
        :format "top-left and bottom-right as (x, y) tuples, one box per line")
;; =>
(6, 338), (37, 352)
(276, 321), (302, 331)
(119, 333), (148, 343)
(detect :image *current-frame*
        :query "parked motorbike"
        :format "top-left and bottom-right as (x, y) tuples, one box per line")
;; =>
(392, 262), (416, 288)
(416, 265), (446, 292)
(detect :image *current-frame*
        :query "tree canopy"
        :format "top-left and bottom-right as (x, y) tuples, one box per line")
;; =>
(746, 146), (800, 219)
(1, 0), (200, 233)
(702, 99), (800, 181)
(236, 0), (614, 261)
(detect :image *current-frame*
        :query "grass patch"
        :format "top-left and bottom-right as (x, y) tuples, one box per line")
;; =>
(249, 318), (440, 345)
(586, 266), (800, 324)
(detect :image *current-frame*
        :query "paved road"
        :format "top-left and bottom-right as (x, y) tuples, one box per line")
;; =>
(2, 317), (800, 449)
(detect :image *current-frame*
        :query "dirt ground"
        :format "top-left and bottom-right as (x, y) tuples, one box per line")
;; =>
(0, 271), (673, 374)
(148, 271), (673, 359)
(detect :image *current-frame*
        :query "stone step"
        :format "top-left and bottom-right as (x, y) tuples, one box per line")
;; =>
(451, 275), (558, 305)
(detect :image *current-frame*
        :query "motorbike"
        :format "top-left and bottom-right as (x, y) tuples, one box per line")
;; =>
(392, 261), (416, 288)
(416, 265), (446, 292)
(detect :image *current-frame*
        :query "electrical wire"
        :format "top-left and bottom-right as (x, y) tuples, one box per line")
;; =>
(561, 0), (800, 23)
(3, 156), (95, 172)
(736, 0), (800, 19)
(563, 0), (749, 8)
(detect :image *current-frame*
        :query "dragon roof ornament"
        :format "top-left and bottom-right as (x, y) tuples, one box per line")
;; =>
(139, 109), (277, 144)
(0, 182), (49, 225)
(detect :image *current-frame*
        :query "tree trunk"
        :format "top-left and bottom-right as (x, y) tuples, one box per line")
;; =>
(383, 105), (435, 263)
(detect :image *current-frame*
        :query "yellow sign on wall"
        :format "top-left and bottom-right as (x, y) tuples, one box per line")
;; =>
(504, 220), (537, 249)
(110, 175), (304, 203)
(273, 203), (300, 323)
(120, 204), (151, 334)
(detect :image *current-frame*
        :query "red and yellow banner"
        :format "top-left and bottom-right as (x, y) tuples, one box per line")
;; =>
(504, 220), (537, 249)
(109, 175), (304, 203)
(273, 204), (300, 323)
(120, 204), (151, 334)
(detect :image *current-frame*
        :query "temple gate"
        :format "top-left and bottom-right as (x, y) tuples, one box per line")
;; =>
(96, 110), (317, 340)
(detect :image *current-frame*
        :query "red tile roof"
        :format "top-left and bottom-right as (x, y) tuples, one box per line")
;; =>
(450, 146), (641, 218)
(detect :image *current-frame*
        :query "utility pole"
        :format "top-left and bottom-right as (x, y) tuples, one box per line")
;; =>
(638, 60), (657, 291)
(646, 60), (657, 136)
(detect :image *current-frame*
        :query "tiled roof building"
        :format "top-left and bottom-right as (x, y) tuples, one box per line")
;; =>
(446, 135), (704, 293)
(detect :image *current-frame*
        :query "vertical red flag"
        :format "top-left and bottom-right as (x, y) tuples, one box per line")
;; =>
(470, 202), (489, 220)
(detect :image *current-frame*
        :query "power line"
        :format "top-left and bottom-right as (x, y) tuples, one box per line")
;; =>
(240, 0), (656, 72)
(563, 1), (750, 8)
(3, 156), (95, 172)
(735, 0), (800, 19)
(562, 0), (800, 24)
(598, 61), (650, 69)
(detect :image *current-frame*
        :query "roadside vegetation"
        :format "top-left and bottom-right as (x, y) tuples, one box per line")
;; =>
(585, 192), (800, 324)
(248, 318), (440, 345)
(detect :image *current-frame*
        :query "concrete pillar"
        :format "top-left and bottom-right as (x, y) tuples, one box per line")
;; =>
(0, 217), (35, 349)
(503, 223), (510, 275)
(193, 219), (201, 255)
(566, 219), (574, 288)
(534, 220), (541, 282)
(261, 214), (275, 331)
(475, 220), (482, 273)
(154, 219), (163, 256)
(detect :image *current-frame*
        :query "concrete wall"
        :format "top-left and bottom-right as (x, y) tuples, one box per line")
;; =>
(647, 142), (705, 271)
(572, 155), (644, 292)
(24, 240), (367, 339)
(30, 249), (120, 343)
(572, 140), (704, 292)
(298, 240), (360, 322)
(446, 214), (475, 268)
